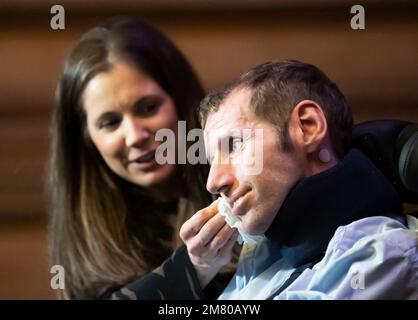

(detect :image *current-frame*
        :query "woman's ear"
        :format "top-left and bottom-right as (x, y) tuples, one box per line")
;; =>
(289, 100), (328, 154)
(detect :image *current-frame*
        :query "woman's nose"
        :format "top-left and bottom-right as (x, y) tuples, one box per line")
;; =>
(124, 117), (151, 148)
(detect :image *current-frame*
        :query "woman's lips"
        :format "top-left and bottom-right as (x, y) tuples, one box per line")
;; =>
(135, 151), (155, 162)
(127, 150), (158, 170)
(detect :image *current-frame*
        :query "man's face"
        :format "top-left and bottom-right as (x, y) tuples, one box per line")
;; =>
(204, 88), (304, 235)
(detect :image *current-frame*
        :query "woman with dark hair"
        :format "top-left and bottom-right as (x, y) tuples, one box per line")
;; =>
(48, 17), (238, 299)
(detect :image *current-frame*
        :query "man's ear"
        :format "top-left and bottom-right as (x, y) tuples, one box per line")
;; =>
(289, 100), (328, 153)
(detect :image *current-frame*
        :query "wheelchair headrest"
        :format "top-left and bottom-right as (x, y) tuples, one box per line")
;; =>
(352, 120), (418, 204)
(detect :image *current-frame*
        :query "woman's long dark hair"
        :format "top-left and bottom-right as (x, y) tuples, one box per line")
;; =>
(48, 17), (211, 299)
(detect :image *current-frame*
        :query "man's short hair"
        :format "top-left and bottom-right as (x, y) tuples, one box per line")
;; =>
(199, 60), (353, 158)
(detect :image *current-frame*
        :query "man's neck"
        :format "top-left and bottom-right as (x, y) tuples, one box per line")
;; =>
(303, 145), (339, 178)
(265, 149), (403, 268)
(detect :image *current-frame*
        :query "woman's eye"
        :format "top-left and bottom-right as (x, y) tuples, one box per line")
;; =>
(143, 104), (157, 115)
(136, 101), (160, 117)
(99, 118), (120, 130)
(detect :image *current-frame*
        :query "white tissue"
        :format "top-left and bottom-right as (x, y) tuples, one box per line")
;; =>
(217, 197), (264, 245)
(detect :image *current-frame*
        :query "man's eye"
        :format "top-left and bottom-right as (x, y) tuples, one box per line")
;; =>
(230, 137), (243, 152)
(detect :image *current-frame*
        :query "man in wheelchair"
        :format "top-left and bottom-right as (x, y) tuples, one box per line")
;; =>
(183, 60), (418, 300)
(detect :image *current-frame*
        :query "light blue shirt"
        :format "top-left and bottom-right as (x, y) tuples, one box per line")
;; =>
(219, 215), (418, 300)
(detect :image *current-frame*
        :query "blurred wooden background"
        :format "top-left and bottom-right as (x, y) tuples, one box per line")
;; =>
(0, 0), (417, 299)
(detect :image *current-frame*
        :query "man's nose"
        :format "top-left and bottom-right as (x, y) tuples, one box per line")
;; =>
(124, 117), (151, 148)
(206, 160), (235, 195)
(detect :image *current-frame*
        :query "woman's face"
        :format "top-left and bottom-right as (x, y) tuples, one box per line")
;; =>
(83, 62), (179, 191)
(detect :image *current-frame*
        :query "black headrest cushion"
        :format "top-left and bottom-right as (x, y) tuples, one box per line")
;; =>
(397, 124), (418, 194)
(352, 120), (418, 204)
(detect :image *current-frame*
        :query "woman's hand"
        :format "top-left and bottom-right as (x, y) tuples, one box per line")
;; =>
(179, 199), (239, 288)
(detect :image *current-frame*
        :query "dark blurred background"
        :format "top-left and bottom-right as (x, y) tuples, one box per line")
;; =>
(0, 0), (417, 299)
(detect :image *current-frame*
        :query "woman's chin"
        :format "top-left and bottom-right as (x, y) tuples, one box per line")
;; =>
(128, 164), (177, 189)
